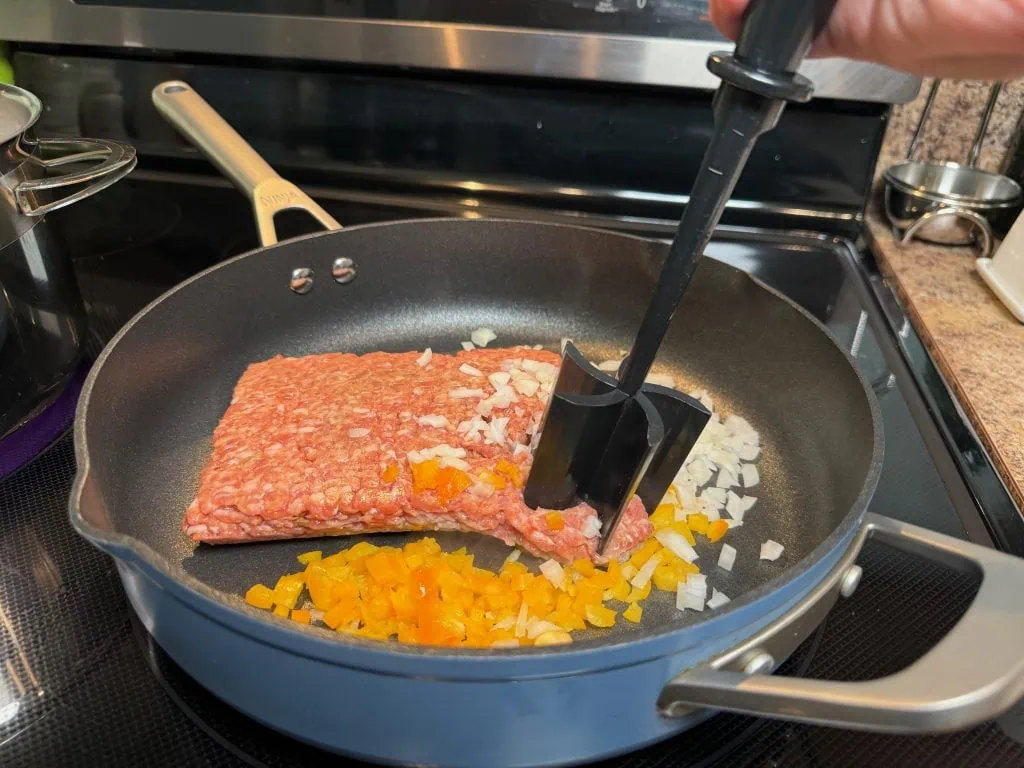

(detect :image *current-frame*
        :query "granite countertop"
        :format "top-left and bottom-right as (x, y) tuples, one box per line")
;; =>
(866, 77), (1024, 511)
(866, 211), (1024, 510)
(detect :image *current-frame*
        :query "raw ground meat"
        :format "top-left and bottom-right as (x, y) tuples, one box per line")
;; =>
(183, 347), (652, 562)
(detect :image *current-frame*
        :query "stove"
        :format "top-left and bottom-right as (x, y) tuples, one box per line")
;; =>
(2, 172), (1024, 766)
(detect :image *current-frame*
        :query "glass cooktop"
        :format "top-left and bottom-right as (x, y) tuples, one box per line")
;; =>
(1, 175), (1022, 767)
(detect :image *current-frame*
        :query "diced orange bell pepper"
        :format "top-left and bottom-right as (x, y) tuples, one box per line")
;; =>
(382, 462), (400, 483)
(584, 604), (617, 628)
(545, 512), (565, 531)
(653, 563), (683, 592)
(273, 605), (290, 618)
(410, 458), (441, 493)
(687, 513), (710, 535)
(629, 539), (662, 568)
(606, 579), (631, 602)
(707, 519), (729, 542)
(272, 576), (304, 610)
(297, 550), (322, 565)
(572, 559), (596, 578)
(244, 584), (275, 610)
(365, 550), (409, 585)
(627, 580), (652, 602)
(323, 597), (361, 630)
(494, 458), (523, 488)
(622, 603), (643, 623)
(435, 466), (472, 504)
(478, 468), (507, 490)
(290, 608), (311, 624)
(650, 503), (676, 530)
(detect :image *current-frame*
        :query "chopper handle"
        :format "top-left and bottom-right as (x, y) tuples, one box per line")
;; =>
(709, 0), (840, 103)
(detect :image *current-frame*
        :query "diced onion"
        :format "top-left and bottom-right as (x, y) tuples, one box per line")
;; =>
(352, 406), (370, 414)
(450, 388), (485, 399)
(630, 553), (661, 589)
(513, 378), (540, 397)
(739, 444), (761, 461)
(707, 588), (731, 609)
(461, 341), (475, 351)
(488, 372), (511, 388)
(760, 540), (785, 561)
(492, 616), (516, 631)
(459, 364), (484, 377)
(348, 427), (370, 438)
(471, 327), (497, 347)
(741, 463), (760, 488)
(582, 516), (602, 539)
(417, 415), (450, 428)
(526, 619), (562, 639)
(718, 544), (737, 571)
(726, 519), (744, 529)
(597, 359), (622, 372)
(503, 549), (521, 565)
(469, 481), (495, 498)
(540, 559), (566, 589)
(416, 347), (432, 367)
(515, 601), (529, 637)
(683, 573), (706, 596)
(725, 491), (745, 521)
(622, 564), (638, 580)
(439, 456), (470, 470)
(655, 529), (698, 563)
(676, 583), (705, 612)
(645, 373), (676, 388)
(513, 443), (530, 458)
(715, 467), (737, 489)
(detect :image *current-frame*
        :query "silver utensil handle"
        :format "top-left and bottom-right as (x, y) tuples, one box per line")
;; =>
(151, 80), (341, 247)
(661, 512), (1024, 732)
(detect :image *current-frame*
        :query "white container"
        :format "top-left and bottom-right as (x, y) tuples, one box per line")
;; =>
(977, 210), (1024, 324)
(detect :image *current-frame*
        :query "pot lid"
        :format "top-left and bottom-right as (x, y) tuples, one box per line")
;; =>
(0, 83), (42, 145)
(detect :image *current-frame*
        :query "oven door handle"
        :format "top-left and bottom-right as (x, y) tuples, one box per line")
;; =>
(660, 512), (1024, 732)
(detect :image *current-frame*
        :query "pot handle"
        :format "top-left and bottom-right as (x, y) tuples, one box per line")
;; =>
(660, 512), (1024, 732)
(16, 138), (137, 217)
(151, 80), (341, 247)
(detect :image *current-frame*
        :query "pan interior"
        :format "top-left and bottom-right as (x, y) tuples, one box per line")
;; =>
(78, 220), (875, 646)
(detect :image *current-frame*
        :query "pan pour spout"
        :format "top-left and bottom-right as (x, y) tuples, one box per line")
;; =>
(524, 0), (838, 552)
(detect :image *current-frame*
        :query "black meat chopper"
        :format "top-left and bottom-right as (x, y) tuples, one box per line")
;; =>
(524, 0), (839, 553)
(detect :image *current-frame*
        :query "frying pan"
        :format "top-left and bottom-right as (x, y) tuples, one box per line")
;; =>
(69, 81), (1024, 767)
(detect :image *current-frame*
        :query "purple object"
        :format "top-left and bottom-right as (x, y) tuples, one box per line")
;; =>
(0, 368), (85, 478)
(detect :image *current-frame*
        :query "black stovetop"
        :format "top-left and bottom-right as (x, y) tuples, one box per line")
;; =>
(2, 175), (1024, 767)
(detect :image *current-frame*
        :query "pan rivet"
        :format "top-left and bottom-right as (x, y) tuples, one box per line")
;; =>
(742, 651), (775, 676)
(290, 267), (314, 294)
(840, 565), (863, 599)
(332, 257), (356, 284)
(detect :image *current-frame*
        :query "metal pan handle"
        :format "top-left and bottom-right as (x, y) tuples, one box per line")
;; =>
(660, 513), (1024, 732)
(151, 81), (341, 247)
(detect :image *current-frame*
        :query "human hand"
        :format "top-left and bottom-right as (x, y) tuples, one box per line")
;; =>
(709, 0), (1024, 80)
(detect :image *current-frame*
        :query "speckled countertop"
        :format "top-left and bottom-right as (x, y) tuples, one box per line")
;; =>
(868, 78), (1024, 510)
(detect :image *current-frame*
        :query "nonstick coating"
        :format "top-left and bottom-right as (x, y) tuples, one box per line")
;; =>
(76, 218), (878, 647)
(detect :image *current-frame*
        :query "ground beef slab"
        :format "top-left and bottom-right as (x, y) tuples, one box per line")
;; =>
(183, 347), (652, 563)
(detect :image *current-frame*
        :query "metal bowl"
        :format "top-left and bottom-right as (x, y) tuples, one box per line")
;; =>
(884, 160), (1023, 246)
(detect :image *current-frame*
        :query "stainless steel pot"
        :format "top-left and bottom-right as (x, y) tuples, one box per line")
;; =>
(883, 82), (1023, 259)
(0, 82), (136, 436)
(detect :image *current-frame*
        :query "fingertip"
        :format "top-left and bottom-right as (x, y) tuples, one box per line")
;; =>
(708, 0), (748, 40)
